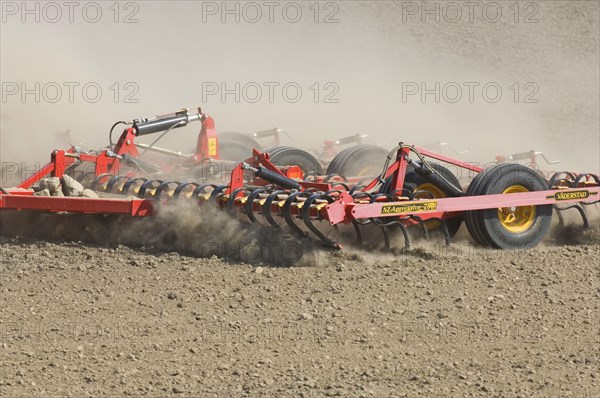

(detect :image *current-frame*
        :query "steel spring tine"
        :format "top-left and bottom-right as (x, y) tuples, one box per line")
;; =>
(371, 193), (393, 201)
(351, 191), (373, 201)
(549, 171), (577, 187)
(263, 189), (287, 229)
(154, 181), (181, 200)
(408, 215), (429, 239)
(554, 201), (575, 211)
(173, 182), (200, 199)
(324, 173), (348, 183)
(556, 208), (565, 227)
(138, 180), (163, 198)
(381, 226), (391, 252)
(390, 188), (412, 199)
(581, 200), (600, 206)
(554, 203), (589, 228)
(558, 173), (600, 206)
(395, 223), (411, 250)
(283, 191), (310, 238)
(372, 218), (398, 227)
(576, 204), (589, 228)
(106, 175), (131, 193)
(439, 218), (451, 246)
(427, 217), (451, 246)
(90, 173), (114, 191)
(549, 178), (574, 189)
(574, 173), (600, 186)
(210, 185), (229, 202)
(355, 218), (372, 226)
(325, 189), (342, 196)
(122, 178), (148, 195)
(330, 182), (350, 191)
(369, 193), (410, 249)
(370, 194), (397, 227)
(226, 187), (252, 214)
(191, 184), (218, 200)
(349, 221), (363, 246)
(301, 193), (339, 248)
(349, 184), (366, 195)
(547, 172), (562, 187)
(77, 171), (95, 184)
(245, 188), (270, 223)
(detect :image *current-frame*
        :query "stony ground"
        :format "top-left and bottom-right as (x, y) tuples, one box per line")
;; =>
(0, 210), (599, 397)
(1, 1), (599, 397)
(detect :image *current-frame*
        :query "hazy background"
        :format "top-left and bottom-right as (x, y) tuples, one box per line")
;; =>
(1, 1), (598, 171)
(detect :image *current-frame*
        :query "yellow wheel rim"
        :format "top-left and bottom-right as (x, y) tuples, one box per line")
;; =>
(498, 185), (536, 233)
(355, 164), (381, 177)
(414, 183), (445, 200)
(414, 183), (446, 229)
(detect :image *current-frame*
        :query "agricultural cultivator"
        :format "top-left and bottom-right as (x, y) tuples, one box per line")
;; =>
(1, 107), (599, 252)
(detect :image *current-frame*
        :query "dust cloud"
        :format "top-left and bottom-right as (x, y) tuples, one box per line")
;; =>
(1, 1), (598, 174)
(0, 200), (327, 265)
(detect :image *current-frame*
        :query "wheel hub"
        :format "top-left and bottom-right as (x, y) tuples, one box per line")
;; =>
(498, 185), (536, 233)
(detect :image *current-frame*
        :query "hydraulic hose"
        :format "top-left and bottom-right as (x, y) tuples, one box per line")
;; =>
(371, 144), (462, 196)
(109, 121), (128, 146)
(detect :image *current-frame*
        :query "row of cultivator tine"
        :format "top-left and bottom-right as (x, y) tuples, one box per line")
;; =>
(85, 169), (455, 251)
(548, 172), (600, 229)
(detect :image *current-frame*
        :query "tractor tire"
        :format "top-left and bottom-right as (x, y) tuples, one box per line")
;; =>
(326, 145), (388, 178)
(404, 162), (464, 238)
(465, 163), (552, 249)
(218, 140), (254, 161)
(217, 132), (261, 161)
(219, 132), (261, 151)
(266, 146), (324, 175)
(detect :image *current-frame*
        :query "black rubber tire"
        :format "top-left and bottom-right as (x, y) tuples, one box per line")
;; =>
(218, 140), (254, 161)
(405, 162), (463, 197)
(326, 145), (388, 177)
(465, 163), (552, 249)
(266, 146), (324, 175)
(219, 132), (261, 151)
(403, 163), (464, 238)
(464, 164), (516, 246)
(215, 132), (261, 161)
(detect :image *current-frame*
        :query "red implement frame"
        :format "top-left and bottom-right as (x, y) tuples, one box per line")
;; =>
(2, 142), (598, 240)
(17, 112), (218, 190)
(0, 194), (153, 216)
